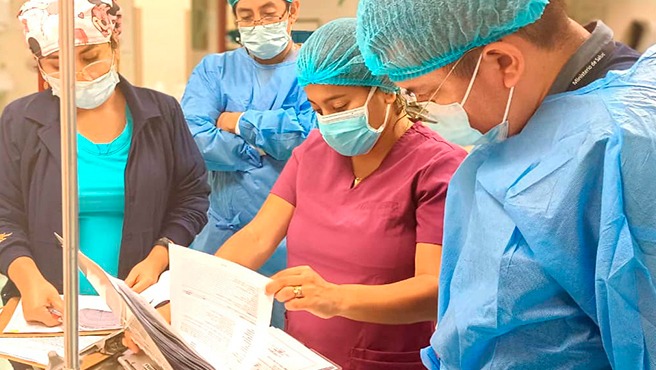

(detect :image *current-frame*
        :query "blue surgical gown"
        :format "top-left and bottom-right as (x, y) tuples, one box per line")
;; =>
(424, 45), (656, 369)
(181, 48), (316, 274)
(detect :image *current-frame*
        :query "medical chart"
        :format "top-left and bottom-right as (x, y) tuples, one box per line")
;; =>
(78, 247), (211, 370)
(3, 295), (121, 334)
(169, 244), (273, 369)
(0, 336), (103, 366)
(255, 327), (340, 370)
(168, 244), (340, 370)
(72, 243), (339, 370)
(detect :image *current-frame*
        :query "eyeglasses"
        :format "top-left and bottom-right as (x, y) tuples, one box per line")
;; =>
(235, 8), (289, 28)
(401, 89), (438, 123)
(39, 52), (115, 81)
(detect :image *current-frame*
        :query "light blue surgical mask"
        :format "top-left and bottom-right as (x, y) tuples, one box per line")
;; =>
(421, 52), (515, 146)
(43, 67), (120, 110)
(420, 101), (482, 145)
(239, 20), (291, 60)
(317, 87), (391, 156)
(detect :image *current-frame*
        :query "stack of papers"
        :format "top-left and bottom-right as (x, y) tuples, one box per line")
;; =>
(81, 244), (340, 370)
(0, 243), (340, 370)
(0, 336), (103, 366)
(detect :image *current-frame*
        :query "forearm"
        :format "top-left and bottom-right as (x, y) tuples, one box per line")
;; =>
(238, 108), (313, 161)
(215, 226), (276, 271)
(7, 256), (47, 294)
(336, 274), (438, 324)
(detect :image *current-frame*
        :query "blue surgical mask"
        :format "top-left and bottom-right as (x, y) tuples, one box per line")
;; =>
(317, 87), (391, 156)
(239, 20), (291, 60)
(44, 67), (120, 110)
(420, 101), (482, 145)
(422, 52), (515, 146)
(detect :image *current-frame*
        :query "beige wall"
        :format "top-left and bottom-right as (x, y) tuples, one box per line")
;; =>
(567, 0), (656, 50)
(0, 0), (38, 110)
(296, 0), (358, 27)
(134, 0), (191, 100)
(604, 0), (656, 49)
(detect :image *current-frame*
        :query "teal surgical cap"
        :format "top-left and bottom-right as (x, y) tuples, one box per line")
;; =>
(356, 0), (550, 82)
(229, 0), (292, 8)
(297, 18), (398, 93)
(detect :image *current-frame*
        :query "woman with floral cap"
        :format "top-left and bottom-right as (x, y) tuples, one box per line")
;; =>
(0, 0), (209, 330)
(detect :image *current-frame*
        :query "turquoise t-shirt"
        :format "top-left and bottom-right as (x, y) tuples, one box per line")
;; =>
(77, 108), (133, 295)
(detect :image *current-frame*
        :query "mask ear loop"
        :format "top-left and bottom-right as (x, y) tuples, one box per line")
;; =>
(369, 102), (392, 133)
(460, 52), (484, 106)
(363, 86), (378, 124)
(502, 86), (515, 123)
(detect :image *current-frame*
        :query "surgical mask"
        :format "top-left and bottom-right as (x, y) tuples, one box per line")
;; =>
(420, 102), (482, 146)
(422, 52), (515, 146)
(317, 87), (391, 156)
(44, 67), (120, 110)
(239, 20), (291, 60)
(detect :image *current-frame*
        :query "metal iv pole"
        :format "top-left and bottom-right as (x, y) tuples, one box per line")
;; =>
(59, 0), (80, 368)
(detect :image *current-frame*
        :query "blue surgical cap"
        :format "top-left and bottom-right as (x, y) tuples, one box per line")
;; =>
(356, 0), (550, 82)
(229, 0), (292, 7)
(297, 18), (398, 93)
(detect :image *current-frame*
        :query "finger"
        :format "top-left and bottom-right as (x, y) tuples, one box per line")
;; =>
(31, 306), (62, 327)
(122, 332), (141, 353)
(270, 266), (312, 280)
(266, 275), (309, 295)
(274, 286), (298, 303)
(157, 304), (172, 324)
(124, 270), (139, 288)
(131, 277), (155, 294)
(284, 297), (308, 312)
(49, 294), (65, 315)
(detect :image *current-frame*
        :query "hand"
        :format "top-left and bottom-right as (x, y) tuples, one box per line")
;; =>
(265, 266), (342, 319)
(122, 303), (171, 353)
(216, 112), (242, 133)
(21, 278), (64, 327)
(125, 246), (168, 293)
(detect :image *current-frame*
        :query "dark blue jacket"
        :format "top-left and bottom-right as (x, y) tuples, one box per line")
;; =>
(0, 77), (210, 302)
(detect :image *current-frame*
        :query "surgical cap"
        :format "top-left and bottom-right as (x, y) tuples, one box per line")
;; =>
(18, 0), (122, 58)
(229, 0), (292, 8)
(297, 18), (398, 93)
(356, 0), (549, 82)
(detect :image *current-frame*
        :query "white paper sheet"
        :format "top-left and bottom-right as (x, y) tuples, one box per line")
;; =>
(3, 295), (120, 334)
(255, 328), (340, 370)
(169, 244), (274, 370)
(0, 336), (103, 366)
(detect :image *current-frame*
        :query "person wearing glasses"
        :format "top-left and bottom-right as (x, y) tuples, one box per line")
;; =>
(181, 0), (315, 328)
(0, 0), (209, 330)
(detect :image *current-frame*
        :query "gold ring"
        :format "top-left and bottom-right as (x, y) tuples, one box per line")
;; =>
(292, 285), (304, 299)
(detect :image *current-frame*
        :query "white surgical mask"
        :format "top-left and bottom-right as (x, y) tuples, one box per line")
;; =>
(239, 20), (291, 60)
(422, 52), (515, 146)
(44, 67), (120, 110)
